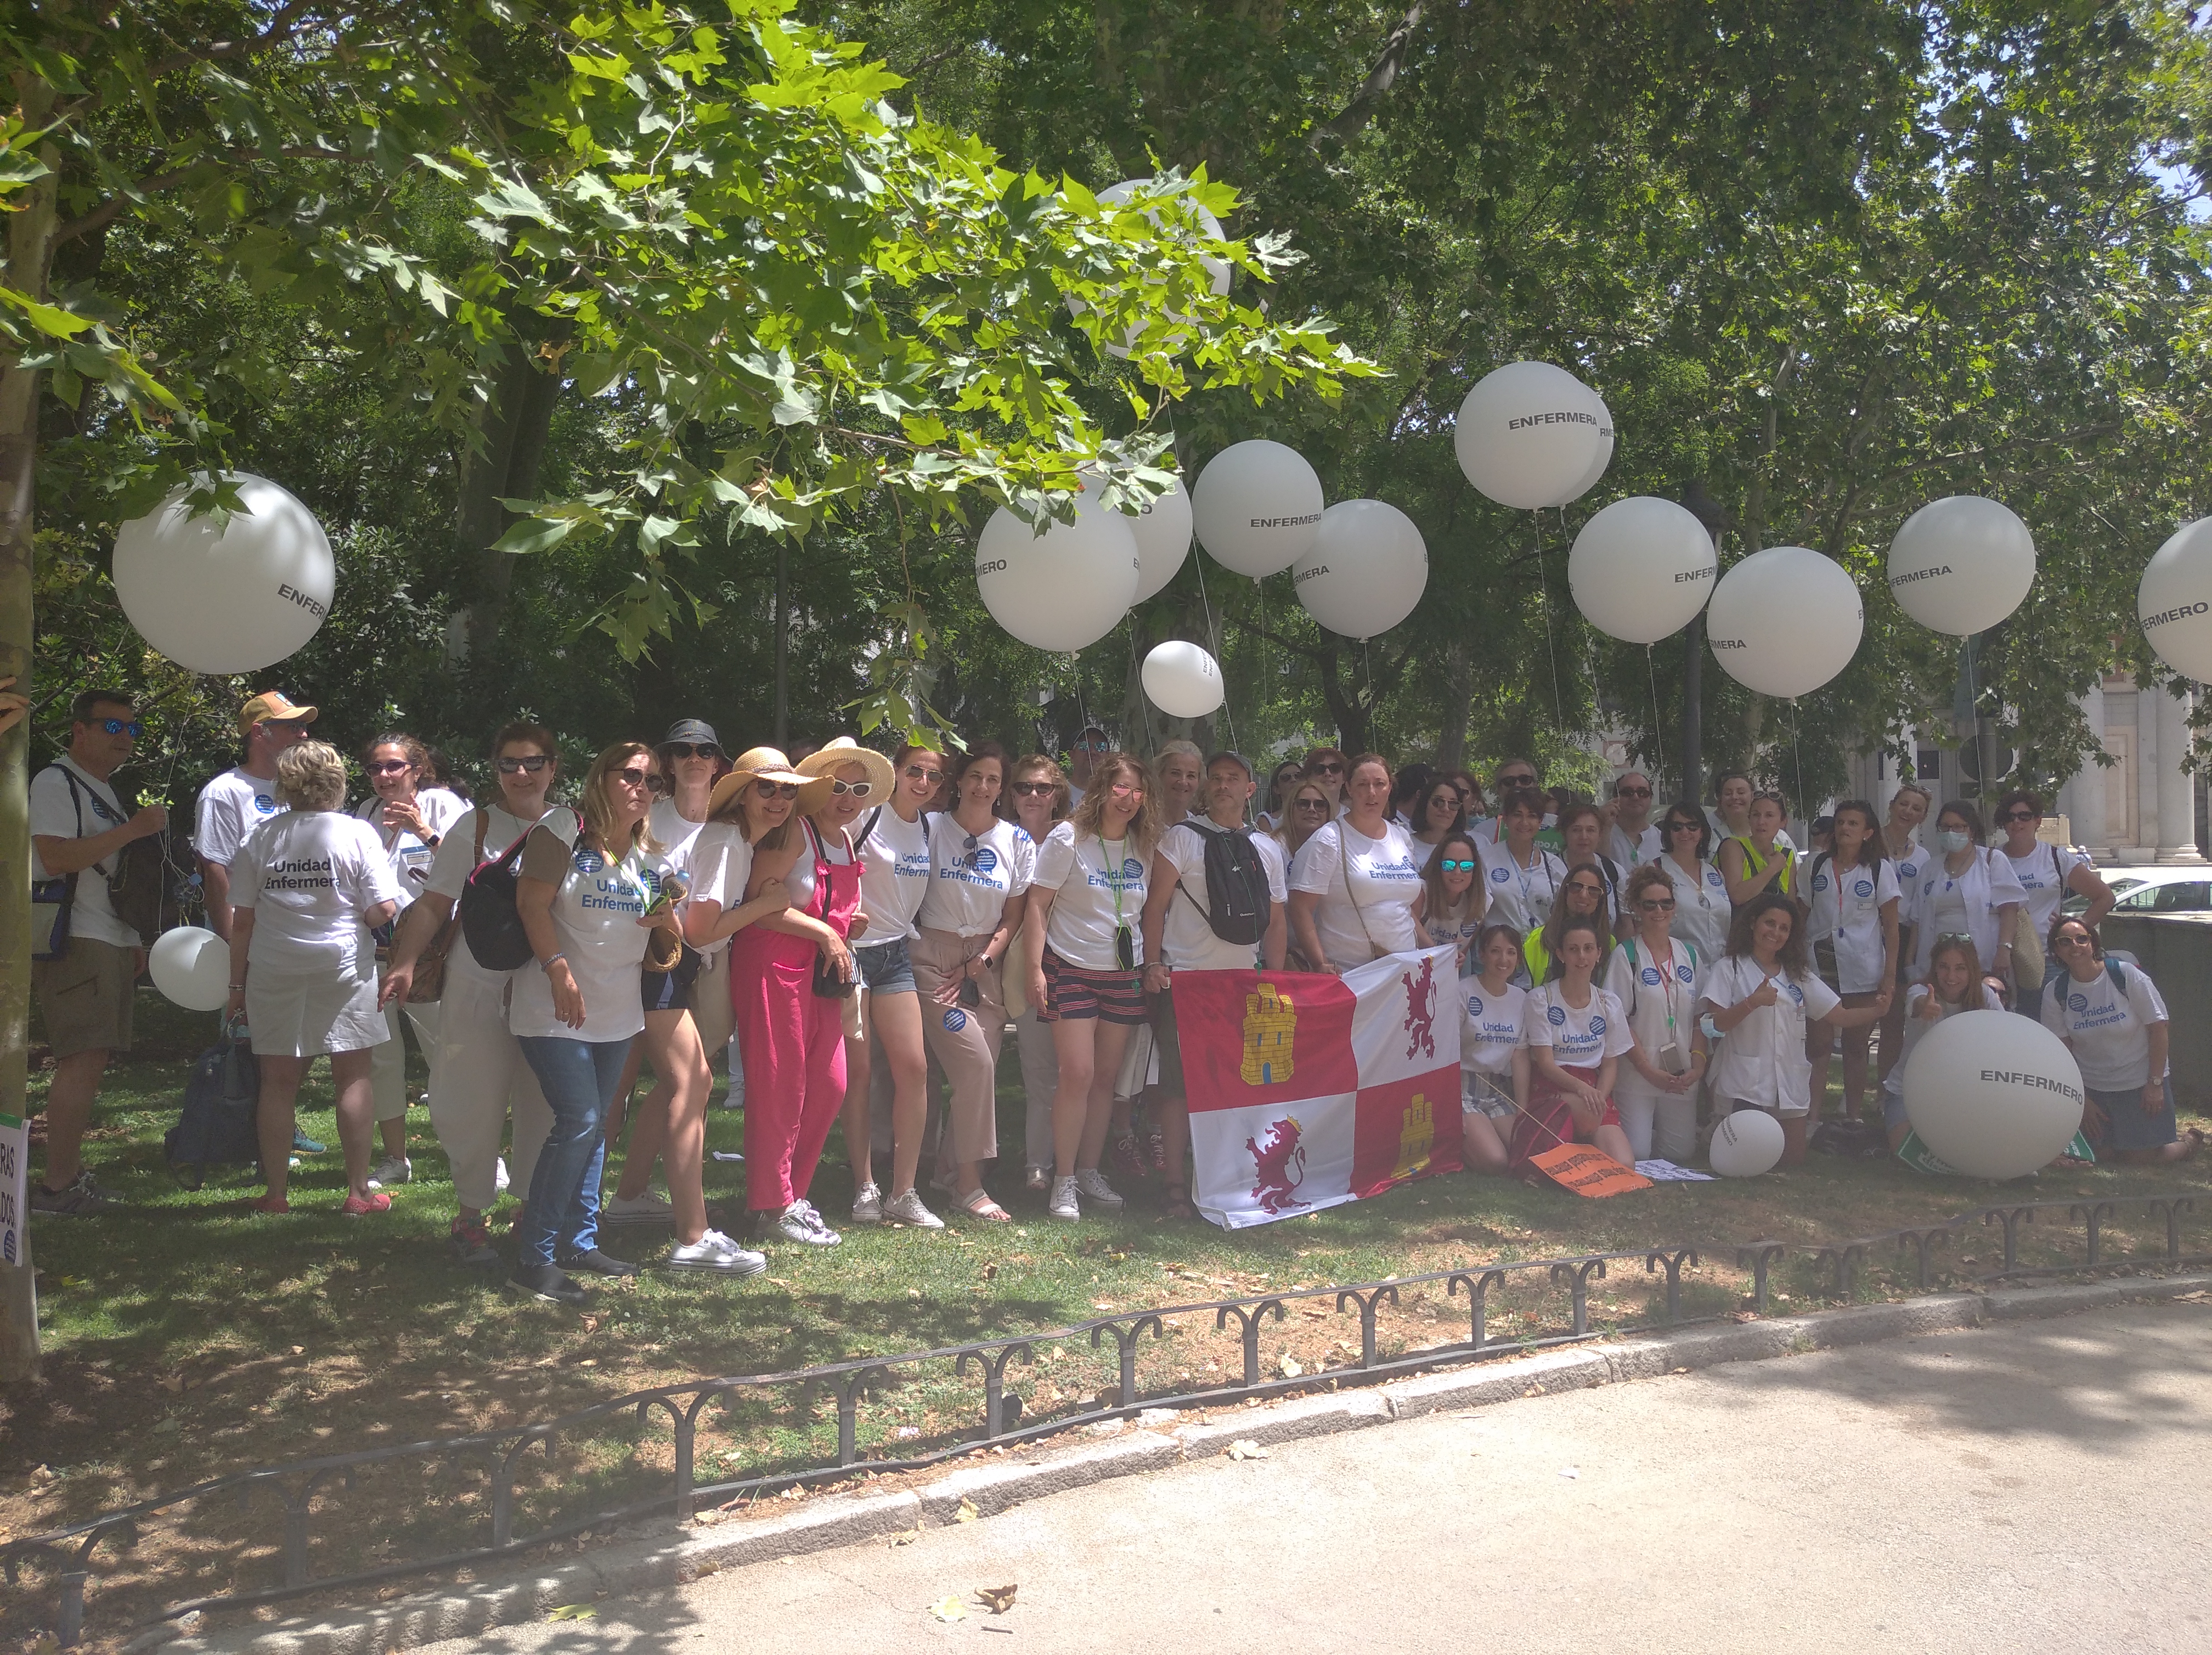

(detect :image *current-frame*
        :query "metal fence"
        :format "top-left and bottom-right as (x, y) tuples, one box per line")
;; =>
(3, 1190), (2203, 1647)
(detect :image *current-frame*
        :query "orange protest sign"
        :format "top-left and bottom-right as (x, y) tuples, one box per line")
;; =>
(1528, 1144), (1653, 1198)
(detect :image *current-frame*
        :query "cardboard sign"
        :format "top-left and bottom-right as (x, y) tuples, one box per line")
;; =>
(0, 1112), (26, 1266)
(1529, 1144), (1653, 1198)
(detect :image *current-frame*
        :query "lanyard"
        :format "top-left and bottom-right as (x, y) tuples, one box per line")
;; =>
(1098, 835), (1125, 926)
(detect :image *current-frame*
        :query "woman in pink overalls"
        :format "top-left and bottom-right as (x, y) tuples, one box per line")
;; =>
(698, 746), (860, 1246)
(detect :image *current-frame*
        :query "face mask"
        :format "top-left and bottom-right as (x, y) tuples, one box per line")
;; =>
(1937, 829), (1972, 854)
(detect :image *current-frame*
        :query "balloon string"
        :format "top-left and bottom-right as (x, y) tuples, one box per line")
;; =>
(1193, 549), (1236, 754)
(1533, 509), (1567, 733)
(1791, 698), (1806, 832)
(1646, 645), (1664, 793)
(1130, 626), (1159, 754)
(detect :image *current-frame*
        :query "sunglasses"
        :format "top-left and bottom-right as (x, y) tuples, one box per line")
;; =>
(614, 766), (668, 793)
(498, 754), (553, 774)
(366, 759), (414, 776)
(1109, 782), (1144, 798)
(93, 718), (145, 738)
(1667, 820), (1701, 832)
(2053, 931), (2095, 947)
(1295, 798), (1330, 812)
(1999, 810), (2035, 824)
(827, 779), (875, 797)
(664, 742), (721, 761)
(1498, 773), (1536, 787)
(1638, 897), (1676, 911)
(754, 779), (800, 798)
(1565, 881), (1603, 896)
(1012, 780), (1055, 797)
(1311, 761), (1345, 774)
(903, 763), (945, 782)
(1439, 858), (1477, 873)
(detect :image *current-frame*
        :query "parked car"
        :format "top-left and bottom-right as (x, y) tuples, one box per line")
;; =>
(2067, 866), (2212, 917)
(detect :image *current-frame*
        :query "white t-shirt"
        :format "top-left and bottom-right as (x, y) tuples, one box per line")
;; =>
(1157, 821), (1289, 972)
(1290, 819), (1423, 965)
(1524, 983), (1634, 1069)
(425, 803), (577, 901)
(1803, 854), (1902, 994)
(650, 796), (712, 874)
(1886, 982), (2007, 1101)
(2007, 843), (2086, 943)
(1035, 821), (1148, 970)
(231, 810), (403, 972)
(1425, 893), (1487, 970)
(1607, 822), (1663, 868)
(507, 829), (662, 1044)
(1604, 937), (1702, 1100)
(1702, 954), (1841, 1113)
(1889, 832), (1928, 896)
(195, 765), (286, 868)
(854, 805), (933, 948)
(1460, 979), (1530, 1077)
(30, 758), (141, 948)
(354, 789), (470, 913)
(2041, 961), (2169, 1091)
(687, 824), (758, 947)
(1475, 838), (1566, 936)
(1649, 854), (1732, 964)
(917, 814), (1034, 936)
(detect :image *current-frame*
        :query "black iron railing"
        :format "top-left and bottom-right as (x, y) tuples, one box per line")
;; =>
(3, 1191), (2203, 1647)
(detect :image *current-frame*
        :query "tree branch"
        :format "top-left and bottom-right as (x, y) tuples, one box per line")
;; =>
(1313, 2), (1424, 151)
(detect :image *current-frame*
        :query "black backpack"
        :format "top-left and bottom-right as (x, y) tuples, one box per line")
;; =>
(165, 1023), (261, 1189)
(1178, 823), (1272, 946)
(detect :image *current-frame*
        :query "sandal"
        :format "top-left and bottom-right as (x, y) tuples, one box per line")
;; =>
(960, 1187), (1012, 1223)
(1146, 1129), (1167, 1175)
(1159, 1182), (1197, 1221)
(2181, 1128), (2207, 1163)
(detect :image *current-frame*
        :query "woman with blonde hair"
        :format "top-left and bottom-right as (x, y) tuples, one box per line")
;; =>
(1028, 751), (1161, 1221)
(1004, 752), (1069, 1190)
(506, 742), (688, 1301)
(1275, 779), (1334, 862)
(229, 741), (404, 1215)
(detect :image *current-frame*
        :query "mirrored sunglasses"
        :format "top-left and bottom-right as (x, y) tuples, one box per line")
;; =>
(1439, 858), (1477, 873)
(95, 718), (145, 738)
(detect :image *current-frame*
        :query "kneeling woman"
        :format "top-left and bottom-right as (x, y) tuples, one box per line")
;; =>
(1701, 892), (1887, 1167)
(509, 743), (689, 1301)
(1457, 924), (1528, 1175)
(2041, 917), (2203, 1166)
(1880, 933), (2003, 1153)
(1520, 913), (1637, 1169)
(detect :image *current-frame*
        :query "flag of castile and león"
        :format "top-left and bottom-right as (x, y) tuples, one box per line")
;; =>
(1171, 945), (1464, 1229)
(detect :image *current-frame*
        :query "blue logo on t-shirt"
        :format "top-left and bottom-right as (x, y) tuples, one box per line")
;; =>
(1122, 857), (1143, 880)
(1589, 1015), (1607, 1035)
(253, 793), (278, 815)
(1785, 983), (1805, 1006)
(1706, 868), (1724, 887)
(1677, 964), (1694, 983)
(573, 846), (604, 874)
(1641, 966), (1662, 986)
(1467, 995), (1483, 1016)
(1491, 866), (1511, 883)
(88, 795), (117, 823)
(1812, 873), (1828, 892)
(1853, 878), (1873, 898)
(1547, 1005), (1566, 1026)
(970, 846), (998, 874)
(2069, 992), (2089, 1012)
(943, 1007), (968, 1032)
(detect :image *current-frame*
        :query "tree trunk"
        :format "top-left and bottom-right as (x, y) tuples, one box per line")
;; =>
(1436, 637), (1471, 772)
(772, 540), (789, 748)
(457, 350), (563, 655)
(0, 77), (59, 1383)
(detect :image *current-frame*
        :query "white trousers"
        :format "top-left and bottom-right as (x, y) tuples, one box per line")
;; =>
(1615, 1083), (1697, 1164)
(425, 952), (553, 1210)
(370, 1000), (441, 1122)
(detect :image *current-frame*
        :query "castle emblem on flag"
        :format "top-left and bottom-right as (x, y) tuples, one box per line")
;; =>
(1241, 981), (1297, 1087)
(1391, 1093), (1434, 1181)
(1246, 1116), (1308, 1214)
(1401, 955), (1437, 1060)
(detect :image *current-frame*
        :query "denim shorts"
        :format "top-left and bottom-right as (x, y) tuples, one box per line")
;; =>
(856, 936), (917, 995)
(2086, 1082), (2177, 1153)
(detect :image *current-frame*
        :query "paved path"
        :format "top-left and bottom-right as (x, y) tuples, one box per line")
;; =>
(421, 1298), (2212, 1654)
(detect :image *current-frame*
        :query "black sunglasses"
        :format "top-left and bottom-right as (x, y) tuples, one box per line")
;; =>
(498, 754), (553, 774)
(1999, 809), (2036, 824)
(613, 765), (668, 794)
(754, 779), (799, 798)
(664, 742), (722, 760)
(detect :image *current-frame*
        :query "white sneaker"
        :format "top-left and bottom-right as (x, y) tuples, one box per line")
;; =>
(774, 1201), (841, 1247)
(494, 1157), (511, 1195)
(1048, 1176), (1081, 1221)
(667, 1230), (767, 1276)
(851, 1181), (883, 1224)
(882, 1188), (945, 1229)
(602, 1190), (675, 1225)
(1074, 1168), (1124, 1209)
(366, 1155), (412, 1190)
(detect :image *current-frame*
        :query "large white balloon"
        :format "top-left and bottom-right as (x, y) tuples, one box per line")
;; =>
(1124, 474), (1194, 601)
(2138, 517), (2212, 680)
(1192, 440), (1324, 578)
(975, 493), (1140, 654)
(1291, 499), (1428, 640)
(1141, 640), (1226, 718)
(149, 926), (232, 1013)
(1887, 496), (2036, 635)
(1708, 1108), (1785, 1177)
(1903, 1010), (2085, 1180)
(1567, 496), (1717, 644)
(111, 473), (334, 674)
(1453, 361), (1607, 511)
(1547, 394), (1615, 508)
(1706, 545), (1864, 699)
(1070, 178), (1232, 358)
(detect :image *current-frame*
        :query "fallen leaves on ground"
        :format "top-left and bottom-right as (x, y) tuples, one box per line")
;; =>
(930, 1595), (967, 1622)
(548, 1604), (597, 1621)
(955, 1496), (979, 1522)
(1226, 1439), (1266, 1461)
(978, 1583), (1018, 1613)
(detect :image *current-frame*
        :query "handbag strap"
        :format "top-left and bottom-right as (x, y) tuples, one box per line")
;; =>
(1336, 825), (1381, 958)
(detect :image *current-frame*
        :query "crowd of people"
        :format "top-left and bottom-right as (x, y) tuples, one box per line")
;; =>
(21, 688), (2202, 1303)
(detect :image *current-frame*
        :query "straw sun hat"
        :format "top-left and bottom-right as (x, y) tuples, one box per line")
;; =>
(706, 745), (833, 819)
(796, 737), (896, 803)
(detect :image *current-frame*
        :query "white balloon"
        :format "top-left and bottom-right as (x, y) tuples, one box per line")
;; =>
(1122, 474), (1194, 602)
(1291, 499), (1428, 640)
(149, 926), (232, 1013)
(975, 492), (1140, 654)
(1887, 496), (2036, 635)
(1070, 178), (1232, 358)
(1192, 440), (1324, 578)
(1903, 1009), (2085, 1180)
(1708, 1108), (1785, 1177)
(1547, 395), (1615, 507)
(1706, 545), (1864, 698)
(1453, 361), (1607, 511)
(2138, 517), (2212, 680)
(111, 473), (334, 674)
(1567, 496), (1716, 644)
(1141, 640), (1226, 718)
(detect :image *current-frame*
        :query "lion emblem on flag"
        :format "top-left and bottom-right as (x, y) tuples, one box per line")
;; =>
(1401, 954), (1437, 1060)
(1246, 1116), (1308, 1214)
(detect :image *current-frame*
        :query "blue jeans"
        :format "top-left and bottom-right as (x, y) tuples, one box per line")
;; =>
(515, 1034), (634, 1268)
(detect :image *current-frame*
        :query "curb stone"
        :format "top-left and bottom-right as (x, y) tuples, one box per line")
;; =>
(148, 1271), (2212, 1655)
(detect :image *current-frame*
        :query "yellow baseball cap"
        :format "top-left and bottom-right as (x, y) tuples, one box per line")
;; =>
(238, 691), (318, 734)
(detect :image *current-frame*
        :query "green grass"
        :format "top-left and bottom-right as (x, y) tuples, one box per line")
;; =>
(5, 987), (2209, 1640)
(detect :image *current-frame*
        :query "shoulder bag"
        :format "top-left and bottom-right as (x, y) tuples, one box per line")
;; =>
(408, 808), (492, 1002)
